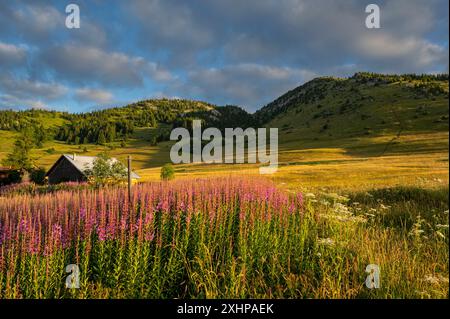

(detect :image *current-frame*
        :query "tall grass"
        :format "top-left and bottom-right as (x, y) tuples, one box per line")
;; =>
(0, 178), (448, 298)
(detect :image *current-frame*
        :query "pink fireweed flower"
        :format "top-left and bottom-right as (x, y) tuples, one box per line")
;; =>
(0, 177), (303, 260)
(145, 231), (155, 242)
(52, 224), (62, 242)
(106, 222), (116, 240)
(96, 225), (106, 241)
(156, 200), (169, 212)
(18, 218), (29, 233)
(289, 202), (296, 214)
(120, 216), (128, 232)
(27, 236), (40, 255)
(79, 207), (86, 219)
(296, 193), (304, 209)
(84, 214), (96, 236)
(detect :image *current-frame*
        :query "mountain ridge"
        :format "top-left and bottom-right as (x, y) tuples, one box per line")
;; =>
(0, 72), (448, 160)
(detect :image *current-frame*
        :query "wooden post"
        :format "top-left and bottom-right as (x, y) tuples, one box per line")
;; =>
(127, 155), (132, 203)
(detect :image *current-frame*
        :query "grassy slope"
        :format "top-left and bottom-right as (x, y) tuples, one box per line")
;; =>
(136, 78), (449, 191)
(0, 77), (448, 191)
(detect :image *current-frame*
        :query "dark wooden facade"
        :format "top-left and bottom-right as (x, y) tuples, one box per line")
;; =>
(0, 167), (17, 186)
(0, 168), (10, 180)
(46, 156), (87, 184)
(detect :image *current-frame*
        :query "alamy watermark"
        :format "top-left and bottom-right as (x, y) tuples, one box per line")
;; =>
(365, 4), (381, 29)
(65, 4), (80, 29)
(64, 3), (380, 30)
(170, 120), (278, 174)
(65, 264), (80, 289)
(365, 264), (380, 289)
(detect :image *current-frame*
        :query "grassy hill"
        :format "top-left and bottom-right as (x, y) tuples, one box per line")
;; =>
(0, 72), (448, 190)
(257, 73), (448, 153)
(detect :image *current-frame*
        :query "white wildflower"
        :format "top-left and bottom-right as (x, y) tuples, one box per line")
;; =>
(423, 274), (449, 285)
(435, 231), (446, 239)
(318, 238), (335, 246)
(320, 200), (331, 206)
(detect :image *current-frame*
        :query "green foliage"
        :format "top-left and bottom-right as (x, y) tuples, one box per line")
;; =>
(0, 109), (66, 131)
(53, 99), (216, 145)
(412, 82), (448, 97)
(149, 136), (157, 146)
(32, 124), (50, 147)
(352, 72), (448, 83)
(56, 117), (133, 145)
(2, 132), (34, 172)
(29, 167), (47, 185)
(97, 131), (106, 145)
(172, 105), (256, 133)
(349, 186), (449, 230)
(160, 163), (175, 181)
(45, 98), (254, 145)
(84, 153), (128, 186)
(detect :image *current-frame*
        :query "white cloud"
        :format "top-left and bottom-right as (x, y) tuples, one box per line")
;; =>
(40, 44), (173, 87)
(0, 75), (67, 100)
(0, 74), (67, 109)
(10, 4), (62, 40)
(1, 0), (448, 111)
(0, 93), (49, 110)
(356, 34), (449, 71)
(75, 88), (114, 104)
(180, 63), (317, 110)
(0, 42), (27, 67)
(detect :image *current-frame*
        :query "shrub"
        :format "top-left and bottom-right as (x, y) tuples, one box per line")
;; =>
(30, 167), (47, 185)
(84, 153), (127, 186)
(160, 163), (175, 180)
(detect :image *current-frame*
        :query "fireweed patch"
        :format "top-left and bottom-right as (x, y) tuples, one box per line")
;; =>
(0, 177), (306, 298)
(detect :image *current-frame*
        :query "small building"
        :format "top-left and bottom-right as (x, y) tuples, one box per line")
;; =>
(0, 167), (11, 180)
(45, 154), (140, 184)
(0, 167), (17, 186)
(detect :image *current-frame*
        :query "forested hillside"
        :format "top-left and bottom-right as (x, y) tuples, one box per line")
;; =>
(0, 72), (448, 170)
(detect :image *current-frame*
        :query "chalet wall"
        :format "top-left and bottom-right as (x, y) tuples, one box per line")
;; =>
(47, 157), (86, 184)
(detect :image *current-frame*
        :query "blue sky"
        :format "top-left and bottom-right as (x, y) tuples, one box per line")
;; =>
(0, 0), (448, 113)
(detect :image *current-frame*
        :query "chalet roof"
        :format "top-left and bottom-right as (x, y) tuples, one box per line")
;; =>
(47, 154), (140, 179)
